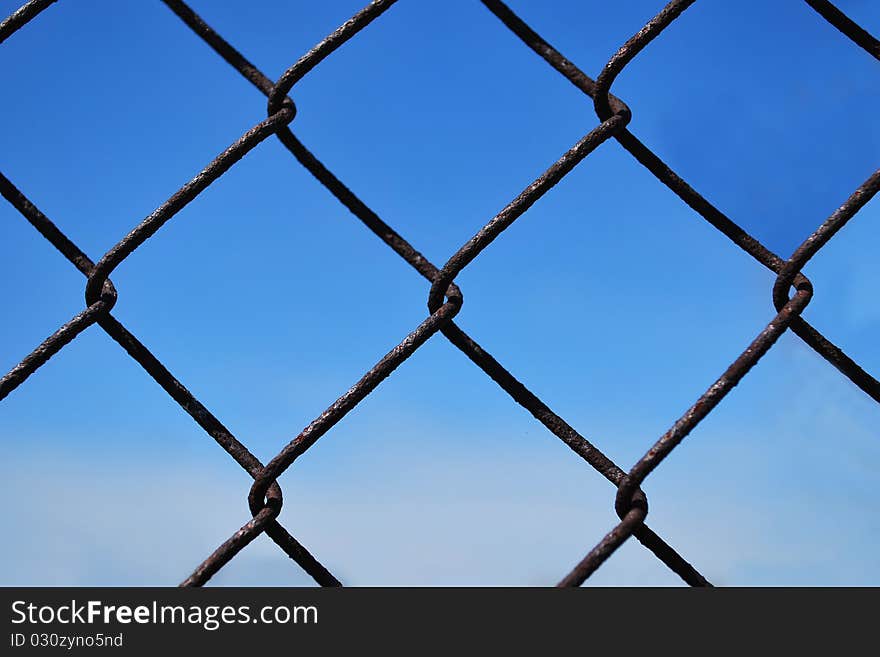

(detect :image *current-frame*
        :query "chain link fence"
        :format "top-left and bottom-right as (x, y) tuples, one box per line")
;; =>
(1, 0), (877, 587)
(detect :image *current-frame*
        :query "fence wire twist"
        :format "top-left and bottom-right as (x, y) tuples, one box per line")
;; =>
(1, 0), (877, 587)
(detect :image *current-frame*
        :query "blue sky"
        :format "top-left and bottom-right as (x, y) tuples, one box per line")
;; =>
(1, 0), (878, 586)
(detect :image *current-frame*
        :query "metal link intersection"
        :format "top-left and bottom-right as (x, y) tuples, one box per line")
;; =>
(1, 0), (877, 586)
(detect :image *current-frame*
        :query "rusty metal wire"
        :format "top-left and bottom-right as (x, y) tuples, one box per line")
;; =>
(1, 0), (877, 587)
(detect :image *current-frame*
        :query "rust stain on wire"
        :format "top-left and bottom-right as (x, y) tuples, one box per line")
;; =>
(0, 0), (876, 587)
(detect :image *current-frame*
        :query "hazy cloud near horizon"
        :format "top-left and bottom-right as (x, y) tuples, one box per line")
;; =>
(3, 336), (877, 587)
(1, 0), (878, 586)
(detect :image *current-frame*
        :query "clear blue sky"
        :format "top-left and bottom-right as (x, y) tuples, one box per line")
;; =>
(1, 0), (878, 585)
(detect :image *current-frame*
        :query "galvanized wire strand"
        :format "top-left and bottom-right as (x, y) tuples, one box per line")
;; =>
(1, 0), (876, 587)
(481, 0), (880, 404)
(568, 170), (879, 582)
(0, 173), (340, 587)
(0, 0), (56, 44)
(552, 0), (879, 585)
(804, 0), (880, 60)
(163, 0), (711, 587)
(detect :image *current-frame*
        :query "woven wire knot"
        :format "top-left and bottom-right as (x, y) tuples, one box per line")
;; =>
(1, 0), (877, 587)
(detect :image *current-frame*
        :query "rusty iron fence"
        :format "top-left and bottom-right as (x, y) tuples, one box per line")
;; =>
(1, 0), (878, 587)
